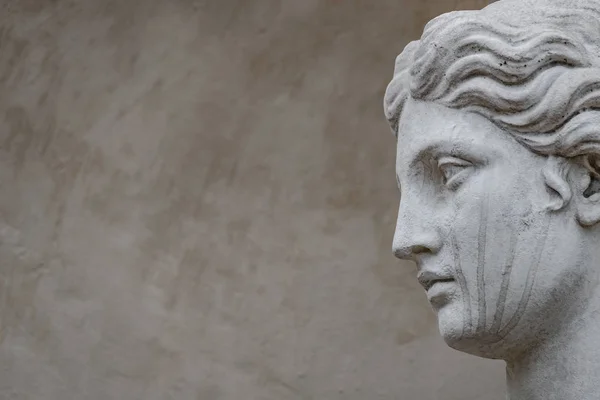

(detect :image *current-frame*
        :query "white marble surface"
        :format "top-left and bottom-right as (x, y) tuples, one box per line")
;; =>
(385, 1), (600, 398)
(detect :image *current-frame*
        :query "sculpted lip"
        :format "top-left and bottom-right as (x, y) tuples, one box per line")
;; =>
(417, 270), (455, 291)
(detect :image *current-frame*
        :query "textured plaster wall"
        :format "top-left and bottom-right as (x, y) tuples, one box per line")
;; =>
(0, 0), (505, 399)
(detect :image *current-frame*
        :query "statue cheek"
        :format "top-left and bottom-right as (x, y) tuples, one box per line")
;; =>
(448, 191), (541, 338)
(482, 209), (552, 341)
(446, 195), (490, 337)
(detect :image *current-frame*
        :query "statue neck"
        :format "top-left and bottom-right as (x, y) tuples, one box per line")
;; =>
(505, 293), (600, 400)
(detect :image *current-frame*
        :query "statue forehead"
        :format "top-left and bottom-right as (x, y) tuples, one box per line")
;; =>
(398, 99), (499, 145)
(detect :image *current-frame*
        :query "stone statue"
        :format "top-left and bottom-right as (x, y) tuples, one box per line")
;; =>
(383, 0), (600, 398)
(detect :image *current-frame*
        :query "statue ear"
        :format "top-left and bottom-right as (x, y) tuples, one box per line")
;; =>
(542, 156), (572, 212)
(574, 155), (600, 227)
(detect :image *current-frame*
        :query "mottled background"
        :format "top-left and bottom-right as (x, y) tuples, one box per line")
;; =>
(0, 0), (505, 399)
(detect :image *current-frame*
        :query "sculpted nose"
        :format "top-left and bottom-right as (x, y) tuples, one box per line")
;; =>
(392, 203), (441, 260)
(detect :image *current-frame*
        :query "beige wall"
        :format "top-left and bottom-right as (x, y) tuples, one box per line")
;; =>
(0, 0), (505, 399)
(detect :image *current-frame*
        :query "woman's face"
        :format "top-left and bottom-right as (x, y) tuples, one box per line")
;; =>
(393, 99), (586, 358)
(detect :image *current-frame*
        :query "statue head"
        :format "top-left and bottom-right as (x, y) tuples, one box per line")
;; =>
(384, 0), (600, 359)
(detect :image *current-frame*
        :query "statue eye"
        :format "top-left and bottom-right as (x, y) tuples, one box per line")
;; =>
(437, 156), (473, 188)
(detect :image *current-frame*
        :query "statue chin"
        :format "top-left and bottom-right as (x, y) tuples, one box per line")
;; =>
(439, 327), (507, 360)
(435, 305), (490, 357)
(436, 304), (515, 360)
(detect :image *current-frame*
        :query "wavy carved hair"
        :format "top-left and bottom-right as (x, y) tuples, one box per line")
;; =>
(383, 0), (600, 175)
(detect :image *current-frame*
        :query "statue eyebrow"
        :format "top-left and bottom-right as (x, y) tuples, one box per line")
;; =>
(394, 143), (441, 197)
(407, 143), (442, 170)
